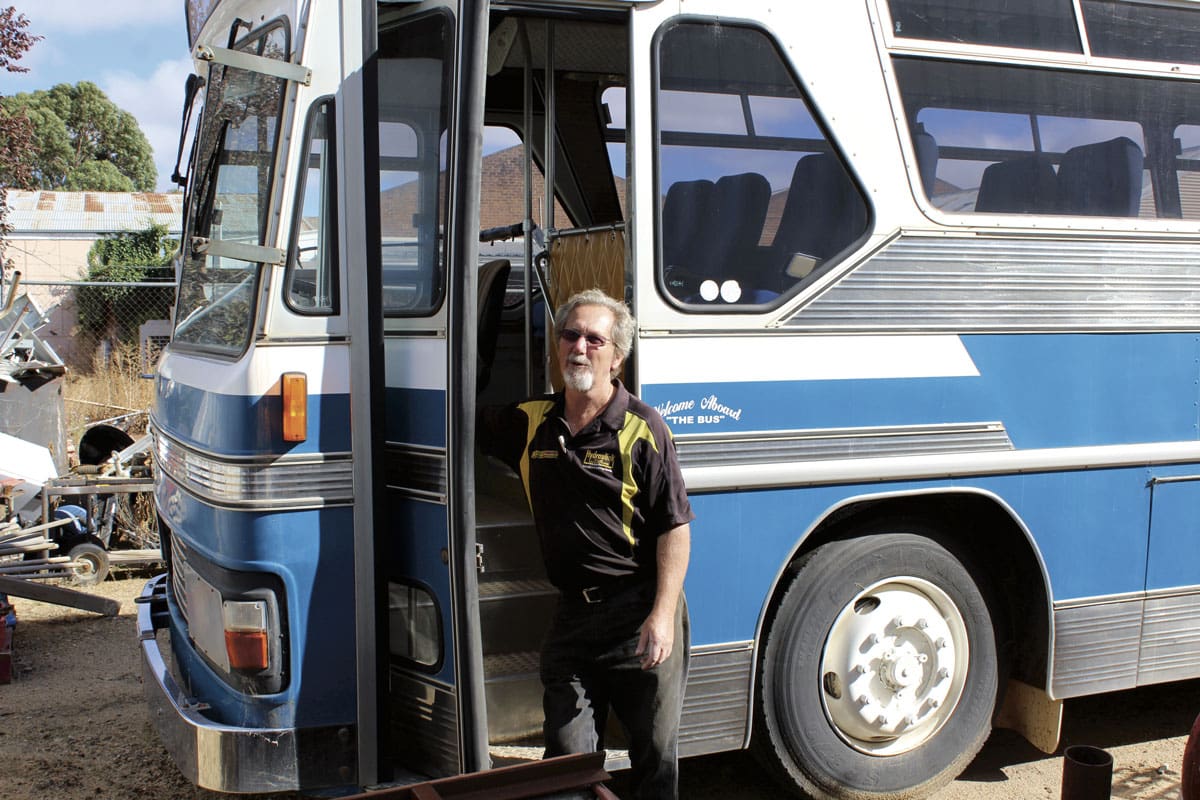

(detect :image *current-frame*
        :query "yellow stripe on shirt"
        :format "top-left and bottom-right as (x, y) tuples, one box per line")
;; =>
(617, 412), (660, 546)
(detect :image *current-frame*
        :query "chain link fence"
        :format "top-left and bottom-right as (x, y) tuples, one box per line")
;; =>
(10, 277), (176, 375)
(4, 276), (176, 441)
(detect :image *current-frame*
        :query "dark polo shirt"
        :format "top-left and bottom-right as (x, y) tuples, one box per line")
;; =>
(479, 380), (694, 593)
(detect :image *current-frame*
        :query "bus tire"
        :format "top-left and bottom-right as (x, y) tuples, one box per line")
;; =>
(68, 541), (110, 586)
(755, 532), (999, 800)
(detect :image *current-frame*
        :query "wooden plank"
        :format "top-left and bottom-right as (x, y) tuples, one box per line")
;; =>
(0, 540), (57, 555)
(0, 575), (120, 616)
(0, 517), (72, 540)
(0, 558), (72, 574)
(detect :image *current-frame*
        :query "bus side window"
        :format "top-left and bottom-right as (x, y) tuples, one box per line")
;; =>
(286, 98), (337, 314)
(1175, 125), (1200, 220)
(654, 22), (869, 308)
(895, 59), (1175, 219)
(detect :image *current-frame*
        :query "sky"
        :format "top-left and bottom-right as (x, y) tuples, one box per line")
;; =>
(0, 2), (192, 192)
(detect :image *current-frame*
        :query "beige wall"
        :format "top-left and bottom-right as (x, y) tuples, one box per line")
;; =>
(5, 235), (97, 366)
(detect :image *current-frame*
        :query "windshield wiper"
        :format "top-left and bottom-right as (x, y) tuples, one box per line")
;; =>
(171, 73), (205, 188)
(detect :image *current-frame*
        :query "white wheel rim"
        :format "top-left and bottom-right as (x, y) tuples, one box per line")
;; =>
(72, 553), (99, 578)
(819, 576), (969, 756)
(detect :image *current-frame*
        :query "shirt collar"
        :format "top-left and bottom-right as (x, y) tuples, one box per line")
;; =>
(551, 379), (631, 432)
(597, 379), (631, 431)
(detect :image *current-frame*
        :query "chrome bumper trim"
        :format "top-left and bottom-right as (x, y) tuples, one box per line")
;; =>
(137, 574), (303, 793)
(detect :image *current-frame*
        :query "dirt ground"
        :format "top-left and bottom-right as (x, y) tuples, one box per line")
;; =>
(0, 576), (1193, 800)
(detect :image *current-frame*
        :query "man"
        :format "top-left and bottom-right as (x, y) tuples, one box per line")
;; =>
(478, 288), (693, 800)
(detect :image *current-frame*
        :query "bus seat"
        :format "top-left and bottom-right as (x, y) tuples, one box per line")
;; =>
(476, 258), (511, 394)
(913, 123), (939, 197)
(706, 172), (771, 281)
(662, 179), (715, 274)
(772, 154), (867, 276)
(975, 155), (1057, 213)
(1056, 136), (1144, 216)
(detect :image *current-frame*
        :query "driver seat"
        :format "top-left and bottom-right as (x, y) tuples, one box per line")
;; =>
(477, 259), (511, 394)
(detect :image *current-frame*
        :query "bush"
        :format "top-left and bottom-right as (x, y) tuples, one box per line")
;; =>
(76, 223), (177, 348)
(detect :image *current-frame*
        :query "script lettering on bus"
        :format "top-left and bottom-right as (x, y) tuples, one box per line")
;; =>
(655, 396), (744, 426)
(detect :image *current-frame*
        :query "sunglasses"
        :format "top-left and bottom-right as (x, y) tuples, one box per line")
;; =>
(559, 328), (610, 349)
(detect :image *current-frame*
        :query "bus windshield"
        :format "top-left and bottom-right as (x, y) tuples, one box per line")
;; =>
(173, 23), (289, 356)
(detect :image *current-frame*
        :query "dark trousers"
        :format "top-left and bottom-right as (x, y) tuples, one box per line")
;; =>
(540, 583), (689, 800)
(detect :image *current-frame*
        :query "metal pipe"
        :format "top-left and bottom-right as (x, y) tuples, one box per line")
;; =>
(2, 271), (21, 313)
(1061, 745), (1113, 800)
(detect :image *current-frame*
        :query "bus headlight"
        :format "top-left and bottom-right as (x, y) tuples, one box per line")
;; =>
(169, 539), (287, 694)
(223, 599), (271, 672)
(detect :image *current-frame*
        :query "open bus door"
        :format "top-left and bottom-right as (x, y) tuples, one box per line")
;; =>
(342, 0), (490, 784)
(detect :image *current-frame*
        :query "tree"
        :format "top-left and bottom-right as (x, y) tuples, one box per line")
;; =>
(0, 81), (156, 192)
(0, 7), (40, 276)
(77, 223), (177, 348)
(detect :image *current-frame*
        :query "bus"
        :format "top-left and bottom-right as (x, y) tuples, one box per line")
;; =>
(139, 0), (1200, 797)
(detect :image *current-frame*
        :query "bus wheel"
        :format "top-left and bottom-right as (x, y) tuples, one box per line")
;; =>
(68, 542), (110, 586)
(755, 532), (999, 800)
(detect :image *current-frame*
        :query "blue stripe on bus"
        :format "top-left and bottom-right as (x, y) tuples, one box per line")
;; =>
(153, 383), (449, 454)
(643, 333), (1200, 447)
(158, 475), (357, 728)
(155, 377), (352, 456)
(383, 387), (446, 447)
(683, 464), (1157, 646)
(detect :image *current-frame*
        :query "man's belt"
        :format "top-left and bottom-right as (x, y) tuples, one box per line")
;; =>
(574, 577), (652, 605)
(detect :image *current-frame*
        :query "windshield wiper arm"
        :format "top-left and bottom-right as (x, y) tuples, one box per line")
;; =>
(171, 73), (205, 188)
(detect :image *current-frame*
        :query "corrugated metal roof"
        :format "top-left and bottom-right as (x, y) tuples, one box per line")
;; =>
(4, 190), (184, 234)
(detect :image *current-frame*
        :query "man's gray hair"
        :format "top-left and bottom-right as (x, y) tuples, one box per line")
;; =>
(554, 289), (635, 363)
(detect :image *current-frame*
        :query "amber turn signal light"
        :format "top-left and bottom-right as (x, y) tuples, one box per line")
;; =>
(281, 372), (307, 442)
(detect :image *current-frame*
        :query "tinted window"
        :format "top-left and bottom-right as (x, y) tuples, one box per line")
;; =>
(1083, 0), (1200, 64)
(377, 13), (453, 316)
(894, 58), (1191, 218)
(655, 23), (869, 309)
(887, 0), (1081, 52)
(388, 581), (441, 667)
(1176, 125), (1200, 220)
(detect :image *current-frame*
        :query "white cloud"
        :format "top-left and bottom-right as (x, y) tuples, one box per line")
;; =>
(11, 1), (177, 34)
(102, 57), (195, 191)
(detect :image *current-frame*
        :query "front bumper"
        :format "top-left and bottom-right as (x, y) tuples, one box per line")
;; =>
(137, 573), (353, 793)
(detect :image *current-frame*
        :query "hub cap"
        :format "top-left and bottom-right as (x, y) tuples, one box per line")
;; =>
(819, 577), (969, 755)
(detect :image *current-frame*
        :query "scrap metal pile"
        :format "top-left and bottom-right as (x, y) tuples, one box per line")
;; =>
(0, 274), (136, 681)
(1, 272), (159, 587)
(0, 272), (66, 386)
(0, 517), (76, 580)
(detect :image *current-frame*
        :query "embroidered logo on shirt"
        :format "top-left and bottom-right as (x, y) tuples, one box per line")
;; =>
(582, 450), (615, 470)
(530, 449), (559, 460)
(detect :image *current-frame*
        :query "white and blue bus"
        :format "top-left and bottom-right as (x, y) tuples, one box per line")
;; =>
(141, 0), (1200, 797)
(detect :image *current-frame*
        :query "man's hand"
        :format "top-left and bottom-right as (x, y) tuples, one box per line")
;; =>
(636, 524), (690, 670)
(636, 608), (675, 670)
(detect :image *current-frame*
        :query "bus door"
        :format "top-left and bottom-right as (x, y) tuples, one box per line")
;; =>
(469, 2), (636, 755)
(346, 0), (490, 782)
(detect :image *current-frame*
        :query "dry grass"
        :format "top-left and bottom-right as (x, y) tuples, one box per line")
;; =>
(63, 343), (154, 443)
(60, 344), (160, 550)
